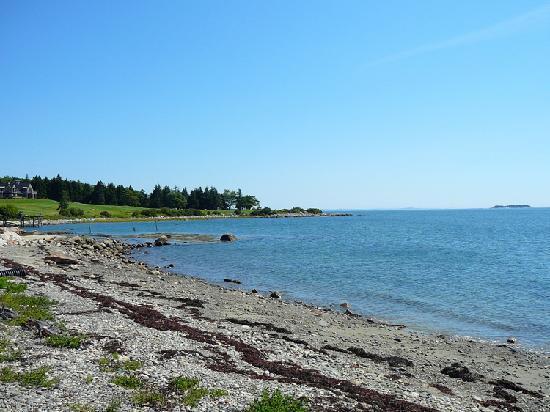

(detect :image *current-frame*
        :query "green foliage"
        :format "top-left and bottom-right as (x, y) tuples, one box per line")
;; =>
(170, 375), (227, 407)
(45, 334), (86, 349)
(182, 387), (209, 407)
(104, 398), (122, 412)
(0, 366), (58, 388)
(59, 206), (85, 218)
(0, 204), (19, 219)
(112, 374), (143, 389)
(171, 375), (199, 392)
(306, 208), (322, 214)
(290, 207), (305, 213)
(98, 354), (141, 372)
(68, 403), (96, 412)
(131, 389), (166, 407)
(85, 374), (94, 384)
(99, 210), (111, 218)
(0, 291), (55, 325)
(0, 338), (22, 362)
(251, 207), (274, 216)
(245, 390), (309, 412)
(0, 277), (27, 293)
(122, 359), (142, 371)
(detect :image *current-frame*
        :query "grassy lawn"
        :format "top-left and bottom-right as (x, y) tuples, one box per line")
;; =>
(0, 199), (148, 219)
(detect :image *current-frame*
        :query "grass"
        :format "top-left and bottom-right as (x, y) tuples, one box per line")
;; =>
(104, 398), (122, 412)
(0, 366), (58, 388)
(0, 291), (55, 325)
(45, 333), (86, 349)
(245, 390), (309, 412)
(132, 389), (167, 407)
(0, 198), (148, 219)
(170, 375), (228, 407)
(0, 338), (22, 362)
(68, 404), (96, 412)
(0, 277), (27, 293)
(171, 375), (199, 391)
(112, 374), (144, 389)
(98, 353), (142, 372)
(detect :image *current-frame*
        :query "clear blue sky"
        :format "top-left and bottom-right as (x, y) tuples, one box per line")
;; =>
(1, 1), (549, 209)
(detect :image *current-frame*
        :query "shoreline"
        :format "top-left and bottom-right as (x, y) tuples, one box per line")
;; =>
(1, 232), (548, 411)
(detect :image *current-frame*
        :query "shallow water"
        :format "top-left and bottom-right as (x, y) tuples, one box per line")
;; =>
(43, 209), (550, 350)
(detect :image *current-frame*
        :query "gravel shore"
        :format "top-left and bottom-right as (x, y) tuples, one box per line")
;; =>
(1, 233), (548, 411)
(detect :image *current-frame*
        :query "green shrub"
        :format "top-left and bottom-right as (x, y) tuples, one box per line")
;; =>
(0, 205), (20, 219)
(0, 292), (55, 325)
(99, 211), (111, 218)
(251, 207), (274, 216)
(306, 208), (322, 215)
(290, 207), (305, 214)
(171, 376), (199, 392)
(0, 277), (27, 293)
(245, 390), (308, 412)
(0, 366), (58, 388)
(0, 338), (22, 362)
(45, 334), (86, 349)
(132, 389), (166, 407)
(112, 374), (143, 389)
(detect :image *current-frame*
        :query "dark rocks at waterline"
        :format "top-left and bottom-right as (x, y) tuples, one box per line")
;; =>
(220, 234), (237, 242)
(507, 337), (517, 344)
(269, 291), (281, 299)
(154, 236), (170, 246)
(223, 278), (242, 284)
(441, 363), (481, 382)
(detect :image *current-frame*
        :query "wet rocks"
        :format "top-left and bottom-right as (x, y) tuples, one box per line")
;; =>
(220, 234), (237, 242)
(223, 278), (242, 284)
(269, 291), (281, 299)
(154, 235), (169, 246)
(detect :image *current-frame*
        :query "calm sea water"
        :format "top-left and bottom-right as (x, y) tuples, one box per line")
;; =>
(43, 209), (550, 350)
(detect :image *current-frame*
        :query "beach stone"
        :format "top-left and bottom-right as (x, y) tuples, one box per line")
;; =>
(154, 236), (169, 246)
(44, 253), (79, 265)
(269, 291), (281, 299)
(507, 337), (517, 344)
(340, 302), (350, 309)
(220, 234), (237, 242)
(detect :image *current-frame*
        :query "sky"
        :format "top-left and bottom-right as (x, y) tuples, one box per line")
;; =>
(1, 1), (549, 209)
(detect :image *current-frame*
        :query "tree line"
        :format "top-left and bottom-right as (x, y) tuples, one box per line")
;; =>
(1, 175), (259, 211)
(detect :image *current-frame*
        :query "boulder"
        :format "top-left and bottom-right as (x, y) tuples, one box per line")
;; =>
(269, 291), (281, 299)
(223, 278), (242, 284)
(44, 253), (79, 265)
(154, 236), (169, 246)
(220, 234), (237, 242)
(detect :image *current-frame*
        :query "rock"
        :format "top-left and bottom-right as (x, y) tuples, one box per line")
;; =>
(154, 236), (169, 246)
(220, 234), (237, 242)
(0, 307), (18, 320)
(223, 278), (242, 284)
(269, 291), (281, 299)
(44, 253), (79, 265)
(23, 320), (61, 337)
(340, 302), (350, 309)
(251, 289), (258, 293)
(507, 337), (517, 344)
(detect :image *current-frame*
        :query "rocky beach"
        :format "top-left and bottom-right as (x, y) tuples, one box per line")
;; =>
(0, 230), (548, 412)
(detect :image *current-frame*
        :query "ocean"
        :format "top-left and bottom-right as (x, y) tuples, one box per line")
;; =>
(42, 208), (550, 351)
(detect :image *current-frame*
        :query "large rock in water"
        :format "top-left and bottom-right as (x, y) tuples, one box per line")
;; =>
(220, 234), (237, 242)
(154, 236), (169, 246)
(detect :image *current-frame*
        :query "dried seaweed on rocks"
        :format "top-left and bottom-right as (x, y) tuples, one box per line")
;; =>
(440, 363), (480, 382)
(348, 347), (414, 368)
(3, 259), (438, 412)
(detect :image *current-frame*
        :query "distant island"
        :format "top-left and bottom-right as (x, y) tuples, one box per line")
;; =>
(491, 204), (531, 209)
